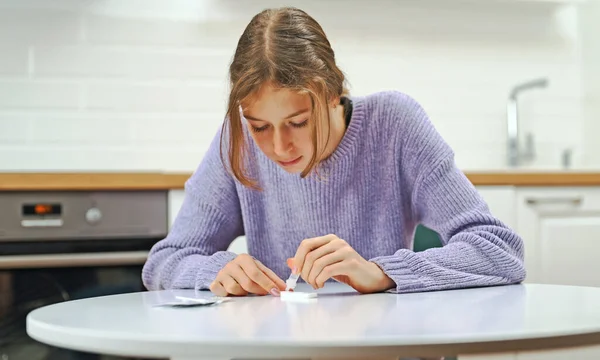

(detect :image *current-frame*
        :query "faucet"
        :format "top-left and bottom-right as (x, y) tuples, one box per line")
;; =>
(507, 78), (549, 167)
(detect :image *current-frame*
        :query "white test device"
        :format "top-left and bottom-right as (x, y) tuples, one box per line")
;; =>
(281, 272), (317, 301)
(280, 291), (317, 302)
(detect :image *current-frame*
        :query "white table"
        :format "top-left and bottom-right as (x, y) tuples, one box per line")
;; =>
(26, 282), (600, 360)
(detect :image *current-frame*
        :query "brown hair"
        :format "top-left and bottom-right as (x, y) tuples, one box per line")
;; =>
(220, 6), (348, 189)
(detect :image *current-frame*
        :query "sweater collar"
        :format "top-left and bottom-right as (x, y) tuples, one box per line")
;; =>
(318, 94), (366, 169)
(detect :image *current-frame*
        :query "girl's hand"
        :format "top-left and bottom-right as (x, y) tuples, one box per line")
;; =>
(289, 234), (396, 294)
(210, 254), (287, 297)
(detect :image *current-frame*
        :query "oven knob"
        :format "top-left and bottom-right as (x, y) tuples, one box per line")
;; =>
(86, 207), (102, 224)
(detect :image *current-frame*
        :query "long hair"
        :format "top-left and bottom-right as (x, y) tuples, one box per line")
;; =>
(220, 7), (348, 189)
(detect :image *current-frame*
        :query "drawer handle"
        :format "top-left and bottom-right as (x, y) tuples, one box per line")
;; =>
(526, 197), (583, 205)
(0, 251), (149, 269)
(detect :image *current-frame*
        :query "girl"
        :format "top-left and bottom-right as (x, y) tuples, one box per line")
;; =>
(142, 6), (525, 297)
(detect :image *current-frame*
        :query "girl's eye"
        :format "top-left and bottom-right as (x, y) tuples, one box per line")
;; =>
(291, 119), (308, 128)
(251, 125), (269, 133)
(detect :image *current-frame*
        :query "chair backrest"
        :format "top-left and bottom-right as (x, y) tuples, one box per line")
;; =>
(413, 224), (442, 252)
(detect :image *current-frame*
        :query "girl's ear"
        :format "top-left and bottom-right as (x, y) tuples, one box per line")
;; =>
(329, 96), (340, 109)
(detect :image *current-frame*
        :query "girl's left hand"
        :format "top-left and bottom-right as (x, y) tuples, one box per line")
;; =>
(288, 234), (396, 294)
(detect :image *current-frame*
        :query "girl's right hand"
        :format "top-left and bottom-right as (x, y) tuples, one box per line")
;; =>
(209, 254), (287, 297)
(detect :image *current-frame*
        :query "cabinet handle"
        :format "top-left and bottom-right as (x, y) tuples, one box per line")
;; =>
(526, 197), (583, 205)
(0, 251), (149, 269)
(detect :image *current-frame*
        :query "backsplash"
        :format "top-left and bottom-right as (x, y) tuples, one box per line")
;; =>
(581, 0), (600, 168)
(0, 0), (590, 172)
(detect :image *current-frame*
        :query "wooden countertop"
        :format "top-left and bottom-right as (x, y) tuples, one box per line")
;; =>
(2, 171), (600, 191)
(465, 172), (600, 186)
(0, 173), (192, 191)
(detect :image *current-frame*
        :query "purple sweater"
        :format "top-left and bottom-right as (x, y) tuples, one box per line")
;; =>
(142, 91), (526, 293)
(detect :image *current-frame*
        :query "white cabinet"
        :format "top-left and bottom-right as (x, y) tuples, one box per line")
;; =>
(516, 187), (600, 287)
(460, 186), (600, 360)
(513, 187), (600, 359)
(459, 346), (600, 360)
(168, 190), (185, 228)
(515, 346), (600, 360)
(475, 186), (518, 230)
(459, 354), (516, 360)
(473, 185), (600, 289)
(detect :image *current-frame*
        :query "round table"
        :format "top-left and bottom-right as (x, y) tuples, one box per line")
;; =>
(26, 282), (600, 360)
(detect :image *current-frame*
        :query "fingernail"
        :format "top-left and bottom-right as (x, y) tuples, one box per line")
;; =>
(292, 266), (299, 274)
(270, 288), (280, 296)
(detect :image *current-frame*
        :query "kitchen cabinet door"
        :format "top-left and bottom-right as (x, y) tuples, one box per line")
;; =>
(459, 353), (516, 360)
(475, 186), (517, 230)
(168, 190), (185, 228)
(459, 346), (600, 360)
(516, 187), (600, 287)
(512, 188), (600, 360)
(516, 346), (600, 360)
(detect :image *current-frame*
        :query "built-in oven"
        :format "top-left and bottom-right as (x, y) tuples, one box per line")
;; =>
(0, 190), (168, 360)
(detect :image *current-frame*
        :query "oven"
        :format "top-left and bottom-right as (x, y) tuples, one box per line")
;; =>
(0, 190), (168, 360)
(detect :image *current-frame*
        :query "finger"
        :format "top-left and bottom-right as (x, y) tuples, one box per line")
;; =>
(315, 261), (348, 289)
(238, 256), (280, 295)
(256, 260), (287, 291)
(302, 240), (343, 287)
(221, 275), (247, 296)
(293, 234), (337, 274)
(308, 249), (347, 287)
(229, 263), (268, 295)
(209, 280), (227, 297)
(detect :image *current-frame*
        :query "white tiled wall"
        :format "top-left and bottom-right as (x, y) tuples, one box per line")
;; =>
(0, 0), (592, 172)
(581, 0), (600, 167)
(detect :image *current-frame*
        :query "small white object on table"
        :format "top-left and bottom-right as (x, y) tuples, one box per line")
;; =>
(26, 283), (600, 360)
(280, 290), (318, 302)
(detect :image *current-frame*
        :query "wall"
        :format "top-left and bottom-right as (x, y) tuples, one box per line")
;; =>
(0, 0), (587, 172)
(580, 0), (600, 168)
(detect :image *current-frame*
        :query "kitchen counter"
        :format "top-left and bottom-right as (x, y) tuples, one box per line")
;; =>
(0, 172), (191, 191)
(465, 171), (600, 186)
(2, 171), (600, 191)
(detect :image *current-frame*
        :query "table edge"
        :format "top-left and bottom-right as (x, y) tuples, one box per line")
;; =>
(26, 314), (600, 358)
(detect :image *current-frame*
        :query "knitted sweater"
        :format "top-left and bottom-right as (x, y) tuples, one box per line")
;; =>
(142, 90), (526, 293)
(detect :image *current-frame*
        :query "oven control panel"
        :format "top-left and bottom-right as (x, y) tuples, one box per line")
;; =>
(0, 191), (168, 241)
(21, 202), (64, 228)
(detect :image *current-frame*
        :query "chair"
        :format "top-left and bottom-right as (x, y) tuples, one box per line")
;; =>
(413, 224), (443, 252)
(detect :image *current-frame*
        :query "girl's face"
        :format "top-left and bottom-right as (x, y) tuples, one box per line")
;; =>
(242, 84), (318, 173)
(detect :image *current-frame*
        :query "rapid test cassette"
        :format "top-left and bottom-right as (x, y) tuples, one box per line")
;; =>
(280, 291), (317, 302)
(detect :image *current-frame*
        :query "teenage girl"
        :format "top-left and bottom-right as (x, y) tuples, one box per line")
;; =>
(142, 6), (525, 297)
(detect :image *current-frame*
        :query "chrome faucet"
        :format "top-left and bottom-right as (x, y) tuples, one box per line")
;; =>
(507, 78), (549, 167)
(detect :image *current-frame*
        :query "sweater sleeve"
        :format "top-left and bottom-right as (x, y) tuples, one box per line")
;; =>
(141, 125), (244, 291)
(369, 92), (526, 293)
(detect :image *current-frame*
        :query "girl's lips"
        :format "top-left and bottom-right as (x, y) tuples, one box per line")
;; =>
(278, 156), (302, 167)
